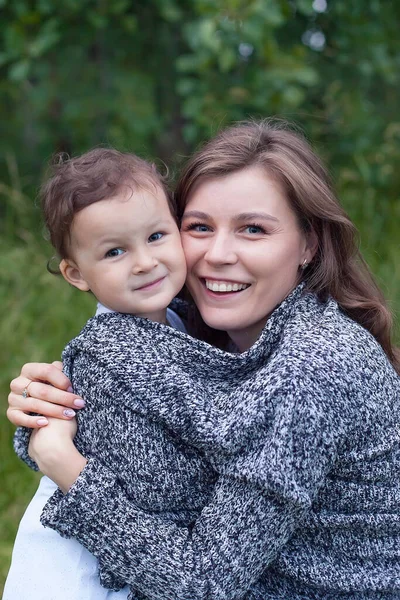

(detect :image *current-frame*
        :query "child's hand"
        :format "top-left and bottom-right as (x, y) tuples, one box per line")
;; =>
(29, 417), (87, 493)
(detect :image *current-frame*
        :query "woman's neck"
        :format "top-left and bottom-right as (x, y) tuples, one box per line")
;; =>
(227, 319), (267, 352)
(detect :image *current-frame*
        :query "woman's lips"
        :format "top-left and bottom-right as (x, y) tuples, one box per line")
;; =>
(202, 278), (251, 294)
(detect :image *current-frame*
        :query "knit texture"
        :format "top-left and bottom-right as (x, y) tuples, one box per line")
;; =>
(14, 286), (400, 600)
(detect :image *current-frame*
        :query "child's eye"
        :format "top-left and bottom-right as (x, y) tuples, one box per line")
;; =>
(105, 248), (125, 258)
(148, 232), (164, 242)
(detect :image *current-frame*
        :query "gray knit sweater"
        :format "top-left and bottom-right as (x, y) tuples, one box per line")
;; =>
(14, 285), (400, 600)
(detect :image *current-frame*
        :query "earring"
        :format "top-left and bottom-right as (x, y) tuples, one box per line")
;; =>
(301, 259), (308, 270)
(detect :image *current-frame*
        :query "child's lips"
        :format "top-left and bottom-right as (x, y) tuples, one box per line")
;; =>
(135, 276), (166, 291)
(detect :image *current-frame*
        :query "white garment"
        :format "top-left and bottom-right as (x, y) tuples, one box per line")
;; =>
(4, 307), (187, 600)
(3, 476), (130, 600)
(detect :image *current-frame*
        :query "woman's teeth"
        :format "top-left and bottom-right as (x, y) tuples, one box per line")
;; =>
(205, 280), (249, 293)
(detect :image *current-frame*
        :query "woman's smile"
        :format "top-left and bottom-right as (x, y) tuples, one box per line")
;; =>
(181, 165), (316, 350)
(203, 279), (251, 293)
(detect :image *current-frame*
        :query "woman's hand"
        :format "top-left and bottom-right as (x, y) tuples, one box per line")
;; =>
(29, 415), (77, 464)
(7, 361), (85, 428)
(29, 417), (87, 494)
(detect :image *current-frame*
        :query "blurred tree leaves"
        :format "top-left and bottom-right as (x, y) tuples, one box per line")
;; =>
(1, 0), (399, 168)
(0, 0), (399, 238)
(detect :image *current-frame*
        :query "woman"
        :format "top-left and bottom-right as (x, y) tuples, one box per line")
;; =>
(7, 121), (400, 599)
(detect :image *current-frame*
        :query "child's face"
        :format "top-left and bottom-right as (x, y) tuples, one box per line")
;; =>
(61, 185), (187, 323)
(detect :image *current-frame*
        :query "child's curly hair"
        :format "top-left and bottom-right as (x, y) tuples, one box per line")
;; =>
(41, 148), (174, 269)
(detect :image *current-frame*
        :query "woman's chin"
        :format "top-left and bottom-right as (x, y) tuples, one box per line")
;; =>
(200, 308), (247, 334)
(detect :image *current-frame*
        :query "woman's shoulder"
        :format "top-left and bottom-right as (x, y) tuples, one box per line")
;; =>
(283, 292), (389, 366)
(272, 292), (400, 407)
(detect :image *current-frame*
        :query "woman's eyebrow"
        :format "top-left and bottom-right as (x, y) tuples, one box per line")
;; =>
(181, 210), (209, 220)
(234, 212), (279, 222)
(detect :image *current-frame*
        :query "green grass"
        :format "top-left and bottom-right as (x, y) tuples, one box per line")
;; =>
(0, 229), (95, 595)
(0, 182), (399, 595)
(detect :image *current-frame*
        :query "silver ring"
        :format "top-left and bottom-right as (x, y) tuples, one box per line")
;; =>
(22, 381), (33, 399)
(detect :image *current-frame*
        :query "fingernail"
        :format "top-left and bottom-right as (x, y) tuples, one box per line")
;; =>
(67, 386), (73, 393)
(63, 409), (76, 417)
(37, 418), (49, 426)
(73, 398), (85, 408)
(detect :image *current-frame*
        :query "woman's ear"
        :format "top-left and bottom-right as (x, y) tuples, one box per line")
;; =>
(304, 227), (318, 264)
(59, 259), (90, 292)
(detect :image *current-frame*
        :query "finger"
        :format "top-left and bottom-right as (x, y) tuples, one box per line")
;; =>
(8, 392), (76, 422)
(7, 407), (49, 428)
(21, 381), (83, 409)
(8, 388), (81, 417)
(10, 376), (33, 393)
(19, 363), (72, 391)
(10, 374), (84, 409)
(51, 361), (72, 390)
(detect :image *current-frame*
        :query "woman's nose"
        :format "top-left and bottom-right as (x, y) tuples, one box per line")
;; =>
(204, 234), (238, 265)
(132, 248), (158, 274)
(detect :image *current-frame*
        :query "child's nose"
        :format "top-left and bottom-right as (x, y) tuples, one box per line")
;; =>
(132, 248), (158, 274)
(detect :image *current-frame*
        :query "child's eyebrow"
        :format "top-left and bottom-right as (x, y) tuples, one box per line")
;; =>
(96, 220), (175, 244)
(97, 237), (125, 247)
(150, 219), (175, 228)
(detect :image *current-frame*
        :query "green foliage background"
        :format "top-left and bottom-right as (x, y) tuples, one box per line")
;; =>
(1, 0), (399, 592)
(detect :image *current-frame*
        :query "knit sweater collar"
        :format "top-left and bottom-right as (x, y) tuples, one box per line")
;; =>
(64, 282), (313, 453)
(238, 281), (307, 360)
(75, 282), (309, 377)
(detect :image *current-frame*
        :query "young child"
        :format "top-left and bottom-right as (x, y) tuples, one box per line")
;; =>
(4, 148), (191, 599)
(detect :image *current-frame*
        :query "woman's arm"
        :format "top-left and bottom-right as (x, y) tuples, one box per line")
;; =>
(37, 380), (344, 600)
(41, 455), (306, 600)
(28, 417), (87, 493)
(8, 361), (85, 428)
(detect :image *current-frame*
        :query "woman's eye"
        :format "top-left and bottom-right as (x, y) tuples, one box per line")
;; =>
(244, 225), (266, 235)
(148, 232), (163, 242)
(105, 248), (125, 258)
(184, 223), (210, 233)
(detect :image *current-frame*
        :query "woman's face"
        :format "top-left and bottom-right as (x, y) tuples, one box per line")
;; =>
(180, 165), (316, 351)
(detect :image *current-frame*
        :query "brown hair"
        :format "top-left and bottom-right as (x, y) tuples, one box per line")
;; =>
(41, 147), (174, 267)
(175, 119), (400, 371)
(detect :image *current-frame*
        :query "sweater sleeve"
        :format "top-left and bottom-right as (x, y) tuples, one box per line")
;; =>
(40, 377), (348, 600)
(13, 426), (39, 471)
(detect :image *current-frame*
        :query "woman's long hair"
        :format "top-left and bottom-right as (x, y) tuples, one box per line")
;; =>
(175, 120), (400, 372)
